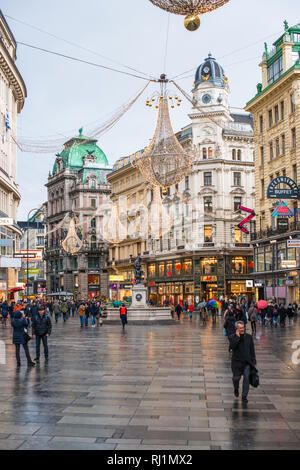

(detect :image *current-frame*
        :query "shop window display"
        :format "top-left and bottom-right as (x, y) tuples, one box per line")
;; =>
(159, 263), (165, 277)
(175, 261), (182, 275)
(182, 259), (192, 274)
(88, 275), (100, 286)
(166, 262), (173, 277)
(148, 264), (156, 278)
(201, 258), (217, 275)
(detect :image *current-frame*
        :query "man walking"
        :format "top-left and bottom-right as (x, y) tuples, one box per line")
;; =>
(53, 300), (61, 323)
(120, 303), (128, 331)
(32, 305), (52, 363)
(175, 303), (183, 321)
(61, 300), (68, 322)
(229, 320), (257, 403)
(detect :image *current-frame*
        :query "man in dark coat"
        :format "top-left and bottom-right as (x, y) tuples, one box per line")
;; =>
(11, 311), (35, 367)
(32, 306), (52, 363)
(175, 303), (183, 320)
(229, 320), (257, 403)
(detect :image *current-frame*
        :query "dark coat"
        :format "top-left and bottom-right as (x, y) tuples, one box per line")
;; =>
(32, 313), (52, 336)
(224, 315), (236, 337)
(175, 304), (183, 314)
(11, 312), (28, 345)
(90, 303), (98, 315)
(1, 301), (9, 317)
(229, 333), (256, 374)
(30, 305), (38, 318)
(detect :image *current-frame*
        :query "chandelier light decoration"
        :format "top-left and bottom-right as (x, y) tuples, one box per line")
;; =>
(134, 75), (193, 188)
(102, 200), (127, 244)
(61, 217), (83, 255)
(149, 0), (231, 31)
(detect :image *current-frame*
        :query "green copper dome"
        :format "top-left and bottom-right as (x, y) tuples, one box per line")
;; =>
(52, 128), (109, 174)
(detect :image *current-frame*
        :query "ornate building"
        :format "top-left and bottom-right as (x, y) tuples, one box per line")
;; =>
(246, 21), (300, 304)
(45, 129), (112, 300)
(144, 54), (255, 305)
(0, 11), (26, 300)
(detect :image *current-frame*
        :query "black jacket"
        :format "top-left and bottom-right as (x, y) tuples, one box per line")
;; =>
(229, 333), (256, 366)
(32, 314), (52, 336)
(224, 315), (236, 337)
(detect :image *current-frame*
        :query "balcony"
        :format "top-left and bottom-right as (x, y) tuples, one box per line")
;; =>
(251, 221), (300, 241)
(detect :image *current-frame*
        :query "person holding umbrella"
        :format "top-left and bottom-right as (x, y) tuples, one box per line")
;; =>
(208, 299), (221, 324)
(257, 300), (268, 326)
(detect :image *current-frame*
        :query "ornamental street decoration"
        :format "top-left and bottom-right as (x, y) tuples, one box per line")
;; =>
(237, 206), (256, 234)
(267, 177), (299, 200)
(149, 0), (231, 31)
(271, 201), (294, 219)
(61, 218), (83, 255)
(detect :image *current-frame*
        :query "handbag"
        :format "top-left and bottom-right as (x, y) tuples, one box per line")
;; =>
(249, 365), (259, 388)
(24, 328), (32, 343)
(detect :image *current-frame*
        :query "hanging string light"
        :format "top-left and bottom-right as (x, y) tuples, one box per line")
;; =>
(149, 0), (231, 31)
(134, 75), (193, 189)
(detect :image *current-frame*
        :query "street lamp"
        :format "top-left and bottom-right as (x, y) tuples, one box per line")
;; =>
(26, 207), (46, 299)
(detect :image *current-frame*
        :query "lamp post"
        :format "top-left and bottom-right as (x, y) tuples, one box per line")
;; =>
(26, 208), (46, 299)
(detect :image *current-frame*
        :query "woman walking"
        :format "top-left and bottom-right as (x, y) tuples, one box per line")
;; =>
(78, 303), (86, 328)
(1, 300), (9, 327)
(248, 303), (258, 336)
(11, 311), (35, 367)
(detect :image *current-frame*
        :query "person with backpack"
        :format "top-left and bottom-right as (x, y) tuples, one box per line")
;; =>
(78, 303), (86, 328)
(61, 300), (68, 322)
(120, 303), (127, 331)
(53, 300), (61, 323)
(31, 305), (52, 363)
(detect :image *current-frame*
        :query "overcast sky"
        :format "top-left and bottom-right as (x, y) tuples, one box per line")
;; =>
(2, 0), (299, 219)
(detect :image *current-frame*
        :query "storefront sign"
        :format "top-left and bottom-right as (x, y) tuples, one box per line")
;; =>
(120, 285), (132, 290)
(88, 285), (100, 290)
(267, 177), (299, 199)
(272, 201), (294, 218)
(0, 257), (21, 268)
(0, 218), (13, 225)
(287, 239), (300, 248)
(277, 218), (289, 231)
(24, 269), (40, 275)
(255, 282), (264, 287)
(286, 280), (294, 285)
(290, 271), (298, 276)
(109, 283), (118, 290)
(246, 280), (253, 288)
(109, 275), (124, 281)
(200, 276), (217, 282)
(237, 206), (256, 234)
(282, 260), (297, 268)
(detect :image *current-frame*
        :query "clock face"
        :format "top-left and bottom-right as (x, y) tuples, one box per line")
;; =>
(202, 94), (212, 104)
(136, 294), (142, 302)
(203, 66), (210, 74)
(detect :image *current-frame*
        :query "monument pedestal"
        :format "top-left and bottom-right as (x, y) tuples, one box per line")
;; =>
(106, 284), (175, 324)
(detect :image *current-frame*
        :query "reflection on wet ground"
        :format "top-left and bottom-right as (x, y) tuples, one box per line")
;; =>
(0, 314), (300, 450)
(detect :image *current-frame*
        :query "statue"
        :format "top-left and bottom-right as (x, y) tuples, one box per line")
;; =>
(264, 42), (268, 57)
(134, 256), (143, 285)
(284, 20), (289, 33)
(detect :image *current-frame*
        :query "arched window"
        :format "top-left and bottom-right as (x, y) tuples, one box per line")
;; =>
(208, 147), (213, 159)
(203, 148), (207, 160)
(237, 149), (242, 161)
(91, 236), (97, 251)
(232, 149), (236, 160)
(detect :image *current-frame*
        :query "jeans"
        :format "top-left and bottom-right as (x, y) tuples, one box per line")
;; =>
(80, 316), (86, 326)
(15, 343), (32, 364)
(91, 315), (96, 326)
(36, 335), (48, 359)
(232, 364), (251, 398)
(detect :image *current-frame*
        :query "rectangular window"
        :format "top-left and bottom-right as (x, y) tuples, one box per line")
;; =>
(148, 264), (156, 278)
(91, 199), (96, 208)
(185, 176), (189, 190)
(158, 263), (165, 277)
(204, 172), (212, 186)
(259, 115), (263, 133)
(276, 138), (280, 157)
(270, 141), (274, 160)
(291, 93), (296, 113)
(293, 164), (297, 183)
(269, 109), (273, 127)
(294, 33), (300, 42)
(233, 172), (241, 187)
(201, 257), (217, 275)
(88, 257), (99, 269)
(274, 105), (279, 123)
(234, 227), (242, 243)
(280, 100), (285, 120)
(174, 260), (182, 276)
(292, 128), (296, 148)
(88, 275), (100, 286)
(204, 226), (213, 243)
(267, 56), (283, 84)
(204, 196), (213, 213)
(261, 179), (265, 200)
(282, 134), (286, 154)
(166, 262), (173, 277)
(260, 146), (264, 165)
(234, 197), (242, 212)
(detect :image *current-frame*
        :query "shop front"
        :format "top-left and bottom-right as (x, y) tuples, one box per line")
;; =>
(119, 283), (132, 302)
(200, 276), (218, 301)
(88, 274), (100, 299)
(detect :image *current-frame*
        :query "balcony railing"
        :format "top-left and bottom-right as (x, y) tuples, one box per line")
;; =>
(251, 221), (300, 241)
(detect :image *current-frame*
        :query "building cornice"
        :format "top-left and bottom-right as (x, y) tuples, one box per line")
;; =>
(0, 174), (21, 200)
(0, 41), (27, 112)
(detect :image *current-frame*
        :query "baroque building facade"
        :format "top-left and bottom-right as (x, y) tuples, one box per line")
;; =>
(0, 11), (26, 300)
(246, 21), (300, 304)
(106, 55), (255, 305)
(45, 129), (112, 300)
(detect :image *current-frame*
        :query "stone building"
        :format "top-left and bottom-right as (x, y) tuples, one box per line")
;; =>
(106, 54), (255, 305)
(245, 21), (300, 304)
(0, 11), (26, 300)
(106, 153), (148, 301)
(45, 129), (112, 300)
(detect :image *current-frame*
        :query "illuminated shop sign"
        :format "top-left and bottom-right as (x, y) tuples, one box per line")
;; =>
(271, 201), (294, 218)
(267, 177), (299, 199)
(237, 206), (256, 234)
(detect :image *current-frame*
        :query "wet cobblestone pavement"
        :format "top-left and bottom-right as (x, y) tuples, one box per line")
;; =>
(1, 315), (300, 450)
